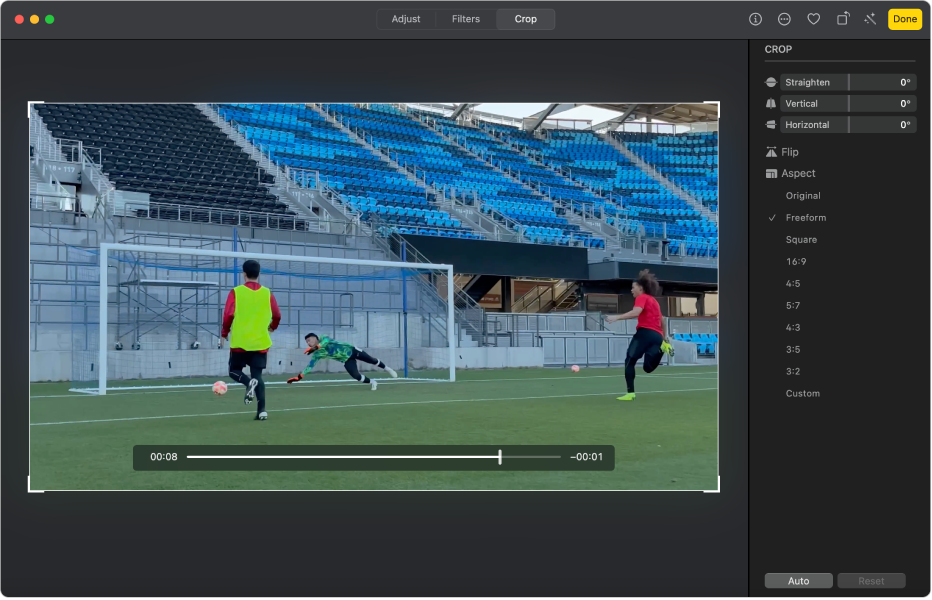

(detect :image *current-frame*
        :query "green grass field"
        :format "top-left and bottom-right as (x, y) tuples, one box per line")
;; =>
(29, 366), (717, 491)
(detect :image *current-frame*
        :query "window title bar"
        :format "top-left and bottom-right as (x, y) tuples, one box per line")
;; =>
(1, 1), (927, 40)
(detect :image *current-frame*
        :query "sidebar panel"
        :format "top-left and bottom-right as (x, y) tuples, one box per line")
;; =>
(751, 40), (931, 596)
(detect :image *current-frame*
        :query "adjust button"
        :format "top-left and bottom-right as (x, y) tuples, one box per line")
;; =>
(377, 10), (434, 30)
(764, 574), (834, 589)
(837, 573), (906, 589)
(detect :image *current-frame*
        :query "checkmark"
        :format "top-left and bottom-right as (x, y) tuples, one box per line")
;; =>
(768, 214), (776, 221)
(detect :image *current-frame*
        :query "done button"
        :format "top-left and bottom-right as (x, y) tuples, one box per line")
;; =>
(888, 8), (922, 30)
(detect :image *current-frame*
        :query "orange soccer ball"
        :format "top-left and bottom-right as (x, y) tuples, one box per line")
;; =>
(571, 365), (580, 373)
(212, 381), (228, 395)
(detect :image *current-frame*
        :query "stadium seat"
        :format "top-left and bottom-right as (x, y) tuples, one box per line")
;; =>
(321, 105), (602, 247)
(217, 103), (483, 240)
(34, 103), (306, 230)
(481, 123), (717, 253)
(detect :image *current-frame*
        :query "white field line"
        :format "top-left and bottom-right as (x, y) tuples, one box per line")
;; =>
(30, 387), (718, 426)
(31, 372), (718, 399)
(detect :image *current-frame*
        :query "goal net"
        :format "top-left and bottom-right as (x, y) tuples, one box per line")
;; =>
(71, 243), (456, 394)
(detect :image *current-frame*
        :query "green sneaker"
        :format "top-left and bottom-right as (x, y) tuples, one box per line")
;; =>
(616, 392), (636, 401)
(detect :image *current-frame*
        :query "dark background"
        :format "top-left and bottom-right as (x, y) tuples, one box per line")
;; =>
(3, 39), (750, 595)
(750, 39), (931, 596)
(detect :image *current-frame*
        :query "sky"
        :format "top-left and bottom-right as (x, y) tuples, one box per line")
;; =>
(474, 103), (623, 125)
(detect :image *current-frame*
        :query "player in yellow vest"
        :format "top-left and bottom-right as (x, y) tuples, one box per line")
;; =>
(220, 260), (281, 420)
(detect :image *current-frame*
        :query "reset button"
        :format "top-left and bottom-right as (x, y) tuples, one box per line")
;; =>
(837, 573), (906, 589)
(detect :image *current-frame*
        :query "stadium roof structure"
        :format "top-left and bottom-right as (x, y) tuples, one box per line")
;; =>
(408, 102), (719, 132)
(587, 103), (719, 124)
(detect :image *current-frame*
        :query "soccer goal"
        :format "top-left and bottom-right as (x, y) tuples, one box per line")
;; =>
(70, 243), (456, 394)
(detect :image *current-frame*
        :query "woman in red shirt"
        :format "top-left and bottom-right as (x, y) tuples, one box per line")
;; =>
(606, 270), (674, 401)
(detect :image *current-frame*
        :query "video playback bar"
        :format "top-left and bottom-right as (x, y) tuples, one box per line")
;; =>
(135, 445), (615, 471)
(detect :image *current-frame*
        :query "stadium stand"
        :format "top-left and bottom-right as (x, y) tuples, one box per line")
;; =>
(484, 122), (718, 258)
(28, 103), (720, 386)
(427, 117), (617, 232)
(32, 104), (305, 228)
(673, 332), (718, 356)
(320, 104), (603, 248)
(31, 102), (716, 257)
(613, 131), (719, 213)
(217, 103), (481, 240)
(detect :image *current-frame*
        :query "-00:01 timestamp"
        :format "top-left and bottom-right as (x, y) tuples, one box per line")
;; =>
(150, 452), (178, 461)
(571, 453), (603, 461)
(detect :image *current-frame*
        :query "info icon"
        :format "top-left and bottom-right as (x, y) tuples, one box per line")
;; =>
(749, 12), (763, 26)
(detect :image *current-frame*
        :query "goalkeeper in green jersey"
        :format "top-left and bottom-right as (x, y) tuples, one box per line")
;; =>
(287, 333), (398, 390)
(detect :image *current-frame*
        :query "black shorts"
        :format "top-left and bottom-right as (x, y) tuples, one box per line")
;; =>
(229, 350), (268, 372)
(627, 328), (664, 361)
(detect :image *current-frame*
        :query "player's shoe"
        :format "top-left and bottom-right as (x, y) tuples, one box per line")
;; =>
(255, 411), (267, 421)
(660, 340), (675, 357)
(244, 378), (258, 405)
(616, 393), (636, 401)
(370, 380), (378, 391)
(385, 366), (398, 379)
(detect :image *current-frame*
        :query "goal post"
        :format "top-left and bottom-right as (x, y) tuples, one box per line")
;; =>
(77, 243), (456, 395)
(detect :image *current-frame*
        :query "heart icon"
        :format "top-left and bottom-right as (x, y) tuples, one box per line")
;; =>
(807, 12), (820, 24)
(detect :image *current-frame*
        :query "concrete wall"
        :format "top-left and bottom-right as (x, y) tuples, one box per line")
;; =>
(456, 347), (543, 370)
(31, 346), (545, 383)
(28, 211), (528, 384)
(30, 351), (73, 382)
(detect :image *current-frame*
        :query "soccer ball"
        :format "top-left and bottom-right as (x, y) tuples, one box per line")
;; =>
(212, 381), (228, 395)
(190, 340), (200, 349)
(571, 365), (580, 373)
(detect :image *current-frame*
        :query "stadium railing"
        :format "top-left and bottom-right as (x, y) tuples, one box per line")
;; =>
(30, 107), (122, 242)
(510, 280), (578, 314)
(433, 186), (526, 242)
(365, 224), (487, 344)
(483, 311), (610, 348)
(668, 317), (719, 336)
(434, 190), (522, 243)
(538, 332), (631, 368)
(121, 201), (327, 232)
(30, 192), (76, 213)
